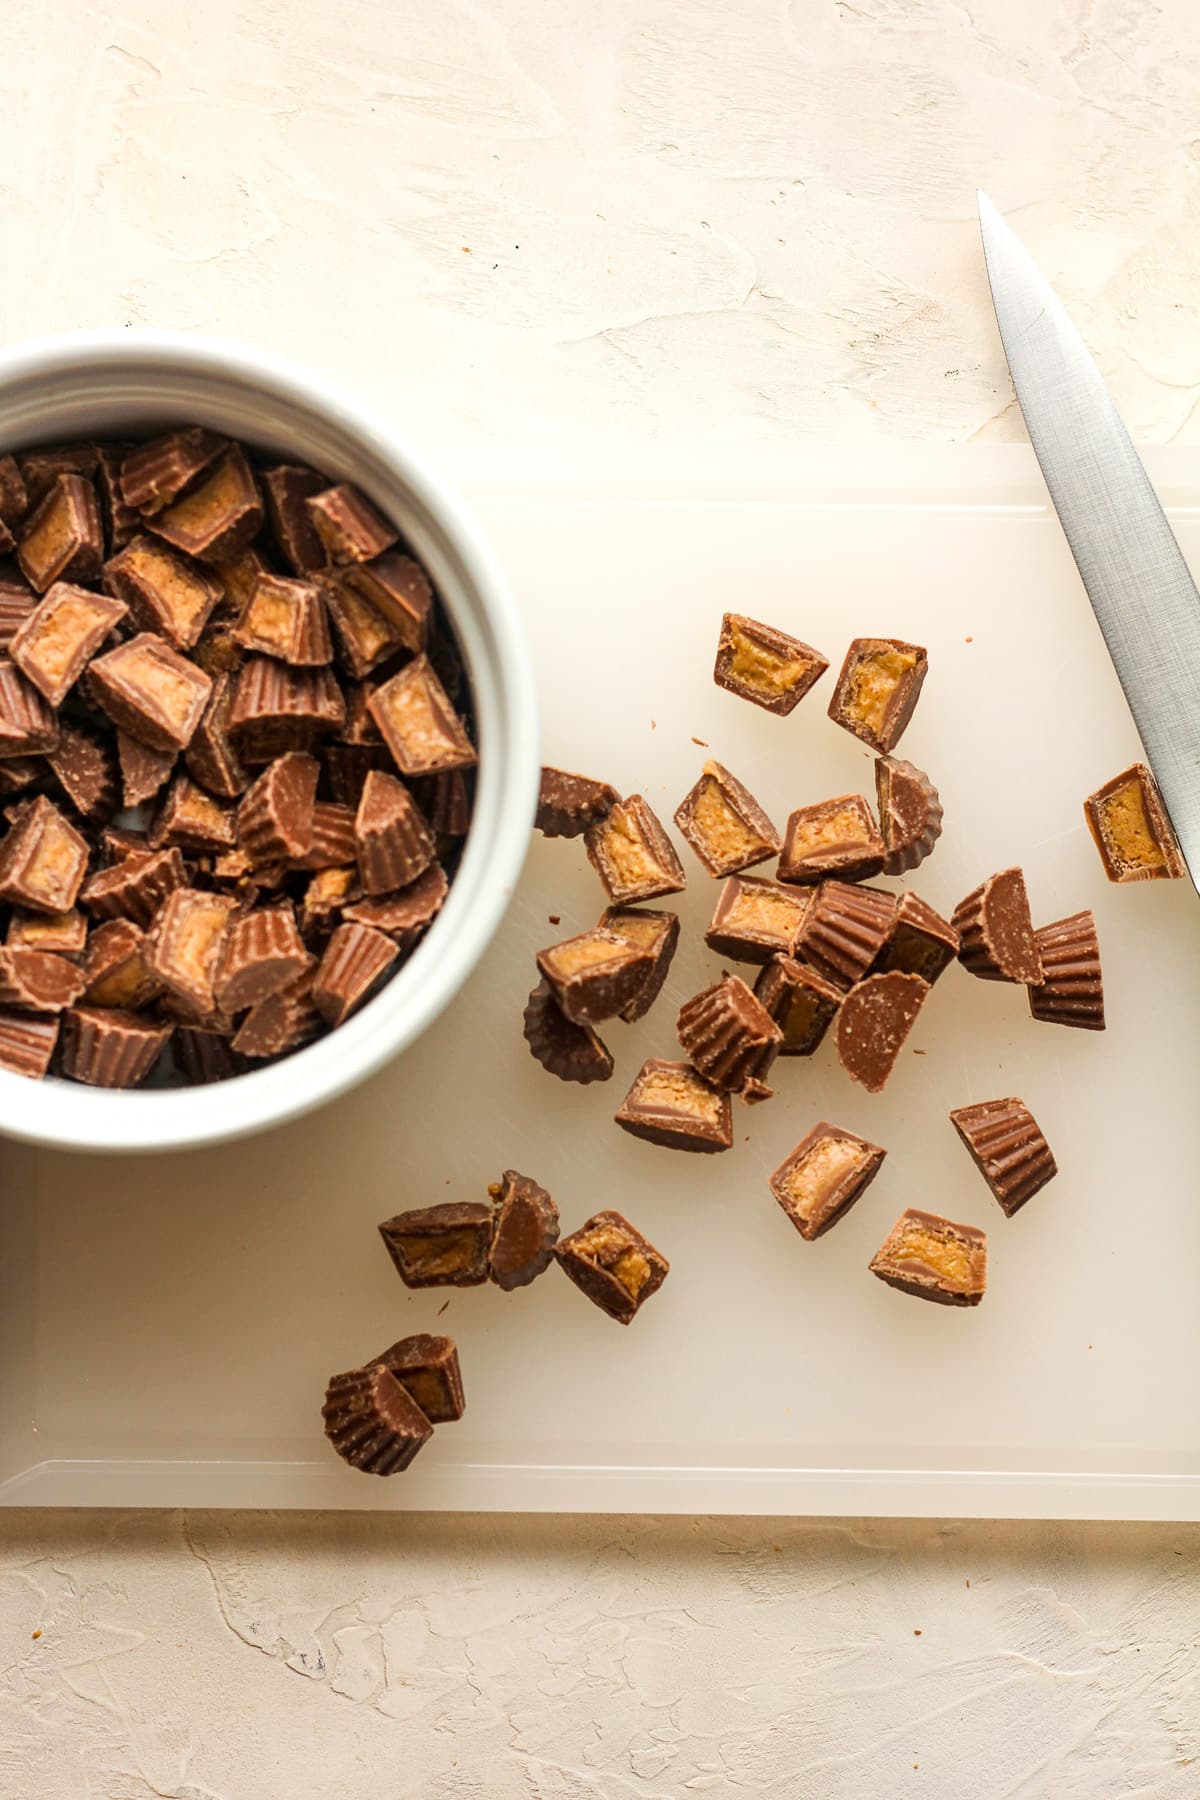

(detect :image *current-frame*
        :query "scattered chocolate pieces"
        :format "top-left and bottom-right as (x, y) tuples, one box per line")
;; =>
(753, 955), (842, 1054)
(598, 906), (679, 1021)
(953, 867), (1043, 985)
(339, 553), (432, 652)
(149, 773), (237, 853)
(836, 970), (929, 1092)
(61, 1005), (172, 1088)
(949, 1097), (1057, 1216)
(535, 766), (619, 839)
(322, 1364), (433, 1475)
(0, 660), (59, 756)
(323, 577), (410, 679)
(370, 1334), (464, 1423)
(537, 927), (653, 1025)
(873, 892), (959, 985)
(1084, 761), (1184, 883)
(1028, 910), (1104, 1031)
(10, 581), (126, 706)
(81, 847), (186, 927)
(615, 1057), (733, 1152)
(869, 1209), (987, 1307)
(487, 1170), (560, 1290)
(585, 794), (686, 905)
(704, 874), (811, 963)
(312, 920), (398, 1026)
(677, 973), (782, 1094)
(523, 980), (614, 1085)
(770, 1122), (886, 1240)
(378, 1202), (494, 1288)
(875, 756), (944, 874)
(794, 880), (897, 989)
(0, 795), (89, 914)
(713, 613), (828, 715)
(555, 1209), (668, 1324)
(828, 636), (928, 754)
(674, 760), (780, 877)
(144, 888), (237, 1015)
(778, 793), (885, 884)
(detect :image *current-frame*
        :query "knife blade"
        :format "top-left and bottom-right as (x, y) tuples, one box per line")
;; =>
(978, 188), (1200, 892)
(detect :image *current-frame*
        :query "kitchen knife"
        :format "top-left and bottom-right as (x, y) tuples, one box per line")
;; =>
(978, 188), (1200, 892)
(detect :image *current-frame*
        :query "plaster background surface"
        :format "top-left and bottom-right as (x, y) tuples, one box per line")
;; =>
(2, 2), (1199, 1795)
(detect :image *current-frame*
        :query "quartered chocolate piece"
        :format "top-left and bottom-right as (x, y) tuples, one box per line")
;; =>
(615, 1057), (733, 1152)
(0, 1008), (59, 1078)
(598, 906), (679, 1021)
(1084, 761), (1184, 882)
(828, 636), (928, 753)
(17, 444), (99, 509)
(340, 553), (432, 651)
(8, 907), (87, 958)
(237, 750), (319, 866)
(0, 660), (60, 757)
(555, 1209), (669, 1325)
(233, 573), (333, 666)
(378, 1201), (495, 1288)
(260, 464), (328, 574)
(487, 1170), (560, 1290)
(949, 1097), (1057, 1217)
(875, 756), (943, 875)
(212, 545), (271, 615)
(536, 766), (620, 839)
(677, 973), (782, 1094)
(322, 1364), (433, 1475)
(585, 794), (686, 905)
(149, 444), (263, 563)
(0, 580), (37, 651)
(354, 768), (435, 893)
(367, 653), (476, 777)
(61, 1005), (172, 1088)
(836, 970), (929, 1093)
(704, 874), (811, 963)
(953, 867), (1043, 985)
(0, 795), (89, 913)
(323, 577), (410, 679)
(227, 656), (345, 760)
(172, 1026), (244, 1084)
(770, 1122), (887, 1240)
(1028, 910), (1104, 1031)
(417, 768), (472, 845)
(369, 1334), (464, 1423)
(713, 612), (828, 715)
(94, 442), (139, 551)
(296, 800), (357, 870)
(17, 474), (104, 592)
(0, 948), (86, 1012)
(81, 918), (162, 1009)
(312, 920), (398, 1026)
(81, 847), (187, 926)
(88, 632), (213, 752)
(103, 535), (222, 650)
(794, 880), (898, 989)
(870, 1209), (987, 1307)
(119, 427), (225, 514)
(300, 865), (361, 939)
(117, 732), (176, 807)
(48, 724), (119, 821)
(215, 905), (312, 1012)
(778, 793), (885, 884)
(873, 891), (959, 985)
(342, 861), (446, 944)
(522, 979), (613, 1085)
(233, 972), (324, 1058)
(10, 581), (126, 705)
(144, 888), (238, 1014)
(306, 484), (398, 565)
(149, 773), (237, 852)
(673, 760), (780, 877)
(536, 927), (654, 1025)
(184, 670), (248, 800)
(753, 955), (842, 1054)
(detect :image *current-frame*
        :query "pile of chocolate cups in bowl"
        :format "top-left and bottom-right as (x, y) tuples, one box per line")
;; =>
(0, 331), (538, 1154)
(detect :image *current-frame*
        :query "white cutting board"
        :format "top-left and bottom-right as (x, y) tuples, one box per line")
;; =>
(4, 447), (1200, 1519)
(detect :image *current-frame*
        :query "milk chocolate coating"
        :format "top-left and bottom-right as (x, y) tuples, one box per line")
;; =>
(949, 1097), (1057, 1216)
(676, 973), (782, 1094)
(523, 980), (614, 1085)
(614, 1057), (733, 1152)
(794, 880), (897, 990)
(378, 1202), (495, 1288)
(536, 765), (619, 838)
(536, 927), (654, 1025)
(598, 905), (679, 1021)
(369, 1334), (464, 1423)
(713, 612), (828, 715)
(875, 756), (943, 875)
(487, 1170), (560, 1290)
(673, 760), (780, 878)
(753, 955), (841, 1054)
(585, 794), (686, 905)
(827, 637), (928, 754)
(873, 892), (959, 984)
(835, 970), (929, 1093)
(778, 793), (884, 884)
(705, 875), (812, 963)
(953, 867), (1042, 985)
(870, 1208), (987, 1307)
(770, 1121), (886, 1239)
(322, 1364), (433, 1475)
(1084, 761), (1185, 883)
(555, 1209), (669, 1324)
(1027, 910), (1104, 1031)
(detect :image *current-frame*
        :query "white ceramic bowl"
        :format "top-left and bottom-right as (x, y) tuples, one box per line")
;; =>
(0, 330), (538, 1153)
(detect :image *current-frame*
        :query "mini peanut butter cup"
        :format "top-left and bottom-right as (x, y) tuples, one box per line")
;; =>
(81, 919), (162, 1009)
(233, 573), (333, 666)
(342, 861), (447, 945)
(949, 1097), (1057, 1216)
(828, 636), (928, 754)
(144, 888), (238, 1015)
(119, 427), (225, 514)
(340, 552), (432, 650)
(88, 632), (213, 752)
(598, 906), (679, 1021)
(81, 847), (187, 927)
(312, 920), (398, 1026)
(713, 612), (828, 715)
(8, 907), (87, 958)
(615, 1057), (732, 1152)
(585, 794), (686, 906)
(836, 970), (929, 1093)
(677, 973), (782, 1094)
(295, 801), (357, 871)
(875, 756), (944, 875)
(260, 464), (328, 574)
(306, 484), (398, 565)
(522, 980), (613, 1085)
(378, 1202), (495, 1288)
(102, 535), (222, 650)
(1084, 761), (1184, 883)
(0, 582), (36, 651)
(487, 1171), (559, 1291)
(227, 656), (345, 761)
(322, 1364), (433, 1475)
(215, 905), (312, 1013)
(674, 760), (780, 878)
(0, 659), (60, 756)
(148, 444), (263, 563)
(778, 793), (884, 884)
(555, 1209), (669, 1325)
(232, 972), (324, 1058)
(1028, 910), (1104, 1030)
(48, 724), (119, 821)
(873, 891), (959, 984)
(117, 732), (176, 808)
(237, 750), (319, 867)
(770, 1122), (886, 1240)
(17, 444), (98, 508)
(0, 948), (86, 1012)
(172, 1025), (245, 1085)
(0, 1007), (59, 1078)
(753, 955), (842, 1054)
(61, 1005), (172, 1088)
(367, 653), (476, 778)
(94, 441), (140, 550)
(368, 1334), (464, 1422)
(535, 766), (619, 839)
(952, 867), (1042, 984)
(10, 580), (127, 705)
(870, 1208), (987, 1307)
(323, 576), (410, 679)
(184, 671), (249, 800)
(537, 927), (654, 1026)
(0, 795), (89, 914)
(794, 880), (898, 989)
(17, 474), (104, 592)
(705, 874), (811, 963)
(354, 768), (435, 894)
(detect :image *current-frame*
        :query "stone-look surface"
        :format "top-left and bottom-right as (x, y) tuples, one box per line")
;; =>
(4, 1), (1200, 1791)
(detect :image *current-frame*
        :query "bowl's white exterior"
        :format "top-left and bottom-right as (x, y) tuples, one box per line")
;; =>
(0, 330), (538, 1153)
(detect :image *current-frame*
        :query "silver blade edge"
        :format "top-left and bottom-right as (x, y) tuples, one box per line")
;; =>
(978, 189), (1200, 893)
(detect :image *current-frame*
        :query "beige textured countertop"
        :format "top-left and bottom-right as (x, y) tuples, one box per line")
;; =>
(3, 2), (1199, 1795)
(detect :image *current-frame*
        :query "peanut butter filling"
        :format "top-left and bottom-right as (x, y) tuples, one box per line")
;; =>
(569, 1225), (651, 1298)
(890, 1225), (974, 1286)
(26, 813), (83, 903)
(845, 648), (917, 736)
(1097, 779), (1167, 871)
(128, 542), (214, 638)
(788, 805), (872, 857)
(601, 809), (660, 887)
(691, 778), (762, 859)
(242, 583), (296, 651)
(637, 1065), (723, 1123)
(393, 1229), (481, 1279)
(121, 641), (205, 726)
(546, 933), (630, 977)
(781, 986), (824, 1049)
(781, 1135), (867, 1218)
(25, 593), (102, 682)
(725, 887), (805, 939)
(728, 623), (813, 695)
(380, 681), (452, 761)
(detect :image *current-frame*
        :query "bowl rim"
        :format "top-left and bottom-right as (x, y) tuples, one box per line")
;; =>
(0, 327), (538, 1153)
